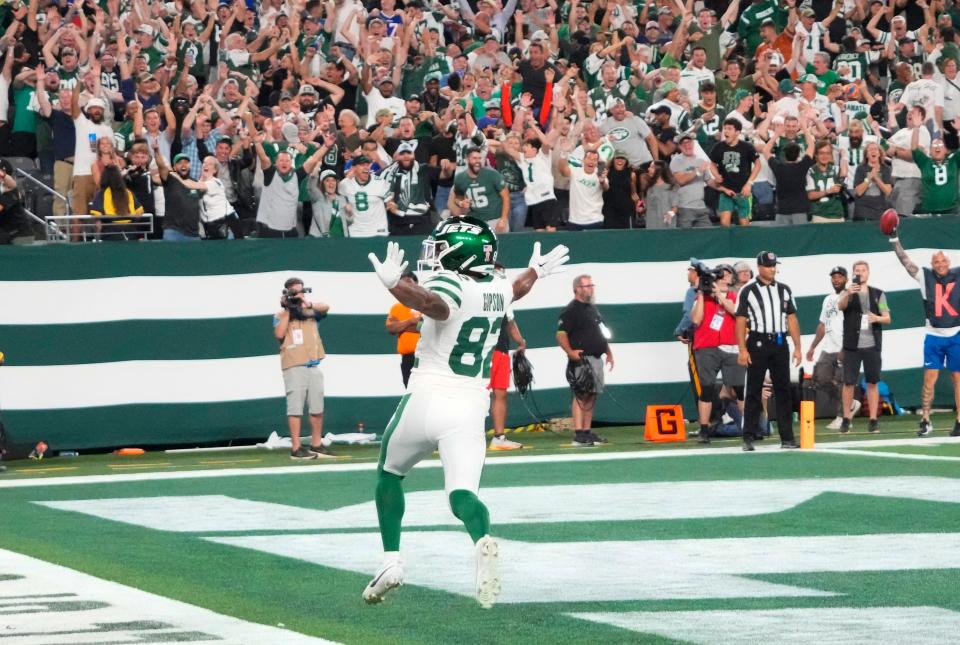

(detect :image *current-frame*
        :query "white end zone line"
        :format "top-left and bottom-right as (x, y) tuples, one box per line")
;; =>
(818, 448), (960, 462)
(1, 436), (957, 489)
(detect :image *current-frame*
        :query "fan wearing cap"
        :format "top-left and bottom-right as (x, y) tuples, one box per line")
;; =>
(760, 115), (816, 226)
(379, 139), (446, 236)
(304, 169), (346, 237)
(794, 4), (844, 64)
(688, 82), (727, 155)
(737, 0), (788, 57)
(338, 153), (394, 237)
(176, 17), (215, 83)
(735, 251), (803, 450)
(806, 266), (854, 431)
(153, 143), (205, 241)
(40, 38), (83, 91)
(132, 23), (168, 70)
(251, 130), (328, 237)
(68, 76), (114, 231)
(714, 59), (755, 113)
(360, 62), (406, 129)
(588, 61), (634, 123)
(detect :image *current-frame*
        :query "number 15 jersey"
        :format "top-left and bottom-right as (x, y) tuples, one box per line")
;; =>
(412, 270), (514, 391)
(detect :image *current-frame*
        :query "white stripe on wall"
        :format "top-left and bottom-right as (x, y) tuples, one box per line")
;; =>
(0, 249), (951, 324)
(0, 328), (930, 410)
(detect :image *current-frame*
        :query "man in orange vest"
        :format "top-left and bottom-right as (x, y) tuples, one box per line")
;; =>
(274, 277), (332, 460)
(386, 272), (423, 387)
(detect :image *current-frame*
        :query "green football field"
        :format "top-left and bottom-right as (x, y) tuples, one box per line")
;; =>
(2, 414), (960, 644)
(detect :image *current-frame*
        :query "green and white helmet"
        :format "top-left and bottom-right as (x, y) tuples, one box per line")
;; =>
(418, 216), (498, 276)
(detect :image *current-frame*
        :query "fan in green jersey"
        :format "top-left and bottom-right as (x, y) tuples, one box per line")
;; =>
(806, 140), (848, 222)
(911, 131), (960, 216)
(450, 148), (510, 233)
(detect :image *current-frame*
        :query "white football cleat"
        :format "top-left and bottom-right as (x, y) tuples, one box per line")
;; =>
(475, 535), (501, 609)
(489, 435), (523, 451)
(826, 416), (843, 430)
(362, 559), (404, 605)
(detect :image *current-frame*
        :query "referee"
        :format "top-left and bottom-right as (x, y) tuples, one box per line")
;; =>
(736, 251), (803, 451)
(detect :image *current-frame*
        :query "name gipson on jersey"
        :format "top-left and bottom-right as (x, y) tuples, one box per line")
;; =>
(483, 292), (505, 313)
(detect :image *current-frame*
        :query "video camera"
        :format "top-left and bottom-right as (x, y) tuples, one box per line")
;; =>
(691, 258), (724, 294)
(281, 286), (312, 311)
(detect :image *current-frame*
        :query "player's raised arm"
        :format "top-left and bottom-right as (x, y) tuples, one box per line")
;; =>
(513, 242), (570, 301)
(889, 231), (919, 279)
(369, 242), (451, 320)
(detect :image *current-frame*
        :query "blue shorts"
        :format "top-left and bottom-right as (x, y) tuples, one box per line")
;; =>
(923, 333), (960, 372)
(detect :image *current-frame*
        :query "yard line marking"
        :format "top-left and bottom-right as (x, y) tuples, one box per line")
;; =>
(35, 477), (960, 533)
(209, 530), (960, 604)
(569, 607), (960, 644)
(197, 459), (264, 465)
(819, 448), (960, 462)
(8, 466), (79, 474)
(2, 436), (957, 488)
(0, 549), (339, 644)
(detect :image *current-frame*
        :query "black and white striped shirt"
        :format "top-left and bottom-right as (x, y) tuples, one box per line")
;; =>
(736, 279), (797, 335)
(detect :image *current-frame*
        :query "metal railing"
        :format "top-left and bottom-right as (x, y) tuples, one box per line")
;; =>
(44, 214), (155, 243)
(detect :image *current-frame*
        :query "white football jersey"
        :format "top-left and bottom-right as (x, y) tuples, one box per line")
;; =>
(518, 150), (556, 206)
(411, 269), (514, 390)
(338, 175), (392, 237)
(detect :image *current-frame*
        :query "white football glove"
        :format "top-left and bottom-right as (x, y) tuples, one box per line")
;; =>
(368, 241), (409, 289)
(528, 241), (570, 278)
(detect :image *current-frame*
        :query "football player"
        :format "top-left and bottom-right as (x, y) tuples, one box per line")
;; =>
(365, 219), (569, 608)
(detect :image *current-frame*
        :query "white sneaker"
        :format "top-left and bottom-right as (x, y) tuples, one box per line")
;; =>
(362, 559), (404, 604)
(489, 435), (523, 451)
(826, 416), (844, 430)
(475, 535), (501, 609)
(850, 399), (862, 417)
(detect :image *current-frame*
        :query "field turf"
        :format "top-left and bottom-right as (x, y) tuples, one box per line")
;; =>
(1, 413), (959, 644)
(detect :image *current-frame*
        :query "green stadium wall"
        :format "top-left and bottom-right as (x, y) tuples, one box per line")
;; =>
(0, 219), (956, 451)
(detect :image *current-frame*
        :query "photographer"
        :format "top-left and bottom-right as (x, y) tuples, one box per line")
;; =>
(273, 277), (332, 460)
(837, 261), (891, 433)
(0, 160), (27, 244)
(690, 264), (743, 443)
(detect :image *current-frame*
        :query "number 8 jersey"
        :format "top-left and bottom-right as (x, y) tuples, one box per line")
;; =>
(411, 269), (514, 390)
(338, 174), (393, 237)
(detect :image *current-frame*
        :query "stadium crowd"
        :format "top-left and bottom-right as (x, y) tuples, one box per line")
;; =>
(2, 0), (960, 241)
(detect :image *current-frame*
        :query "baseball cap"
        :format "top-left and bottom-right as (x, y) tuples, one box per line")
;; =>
(651, 105), (672, 115)
(137, 24), (156, 37)
(319, 169), (337, 181)
(85, 97), (107, 110)
(829, 266), (848, 277)
(676, 132), (695, 143)
(298, 84), (318, 96)
(799, 7), (815, 18)
(484, 33), (499, 43)
(733, 261), (752, 273)
(734, 88), (752, 102)
(779, 78), (796, 93)
(352, 155), (372, 165)
(659, 80), (677, 93)
(396, 140), (418, 155)
(756, 251), (781, 267)
(658, 6), (672, 14)
(531, 30), (549, 41)
(407, 93), (421, 101)
(646, 21), (660, 30)
(60, 47), (77, 57)
(799, 74), (819, 84)
(613, 149), (629, 159)
(172, 153), (190, 164)
(280, 90), (293, 100)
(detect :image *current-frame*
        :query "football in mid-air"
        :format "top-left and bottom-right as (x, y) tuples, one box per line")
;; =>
(880, 209), (900, 236)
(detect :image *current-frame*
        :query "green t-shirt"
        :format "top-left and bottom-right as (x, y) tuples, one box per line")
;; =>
(715, 76), (754, 113)
(265, 142), (319, 169)
(806, 64), (839, 95)
(738, 1), (786, 57)
(913, 149), (960, 214)
(12, 86), (37, 134)
(177, 39), (207, 80)
(806, 163), (845, 219)
(690, 23), (726, 72)
(452, 167), (506, 221)
(772, 135), (807, 161)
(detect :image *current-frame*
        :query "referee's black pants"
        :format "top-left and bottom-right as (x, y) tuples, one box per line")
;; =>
(743, 334), (795, 442)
